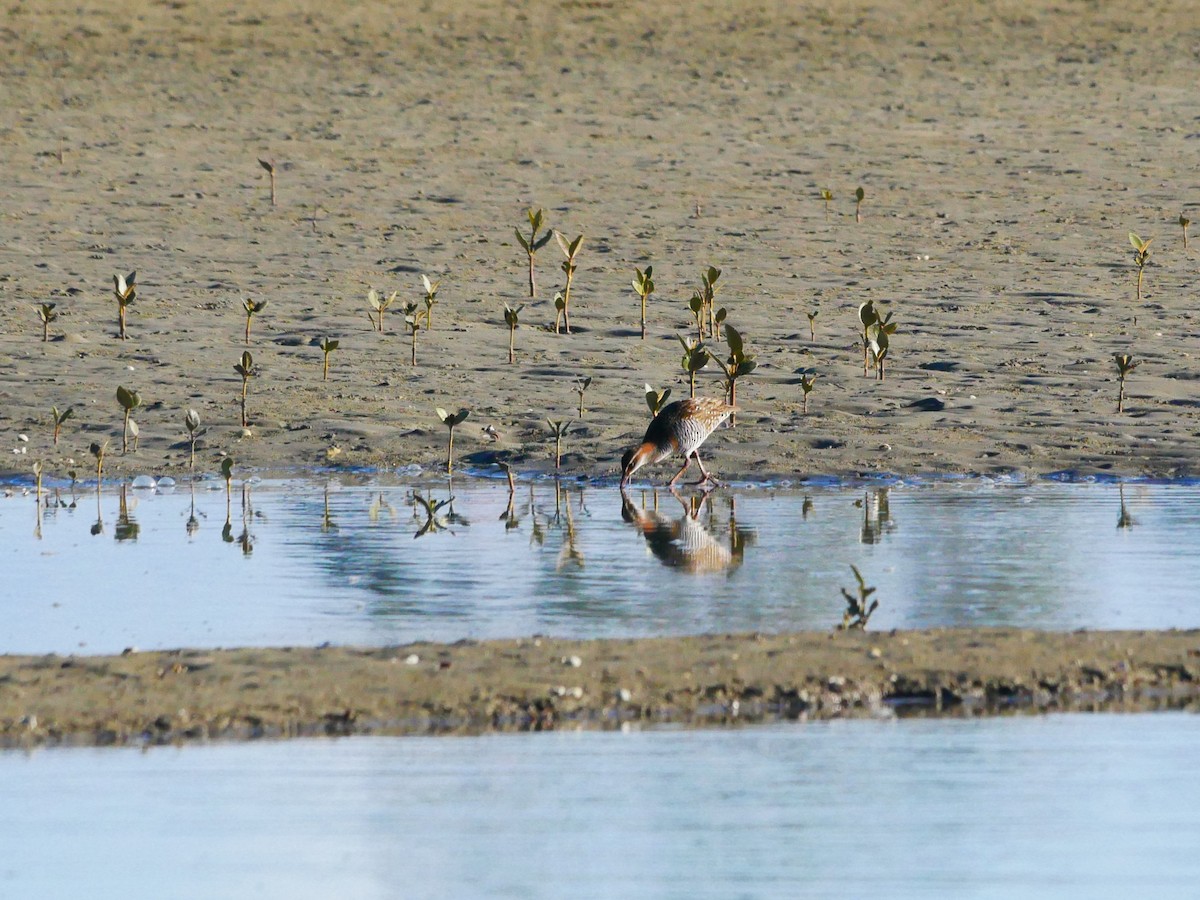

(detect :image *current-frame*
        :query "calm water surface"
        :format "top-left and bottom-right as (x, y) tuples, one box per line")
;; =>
(3, 478), (1200, 654)
(2, 713), (1197, 899)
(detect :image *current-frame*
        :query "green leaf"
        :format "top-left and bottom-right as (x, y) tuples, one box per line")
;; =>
(855, 187), (865, 202)
(514, 228), (531, 252)
(715, 306), (728, 325)
(725, 323), (743, 357)
(568, 234), (584, 256)
(436, 407), (449, 422)
(116, 385), (141, 410)
(858, 300), (877, 327)
(1129, 232), (1142, 251)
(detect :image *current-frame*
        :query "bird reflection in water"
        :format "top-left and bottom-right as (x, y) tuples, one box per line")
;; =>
(620, 488), (755, 574)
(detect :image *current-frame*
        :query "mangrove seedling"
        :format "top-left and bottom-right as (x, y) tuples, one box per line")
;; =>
(90, 440), (108, 482)
(1129, 232), (1152, 302)
(712, 323), (756, 413)
(515, 208), (552, 298)
(113, 270), (136, 340)
(221, 458), (234, 517)
(116, 386), (141, 454)
(854, 186), (865, 223)
(234, 350), (256, 427)
(51, 405), (73, 446)
(436, 406), (470, 473)
(503, 302), (522, 363)
(820, 188), (833, 215)
(1114, 353), (1139, 413)
(807, 309), (818, 340)
(36, 303), (58, 342)
(553, 231), (584, 334)
(632, 265), (655, 339)
(403, 301), (427, 366)
(857, 300), (878, 376)
(1181, 214), (1190, 251)
(678, 334), (711, 399)
(866, 311), (897, 381)
(698, 266), (722, 338)
(688, 290), (705, 341)
(801, 373), (817, 414)
(367, 288), (397, 333)
(421, 274), (441, 327)
(574, 376), (592, 419)
(184, 409), (203, 473)
(547, 419), (572, 471)
(319, 337), (339, 381)
(645, 383), (671, 418)
(242, 298), (267, 345)
(838, 564), (879, 631)
(258, 157), (276, 206)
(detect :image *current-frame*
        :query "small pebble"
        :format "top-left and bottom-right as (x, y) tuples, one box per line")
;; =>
(18, 434), (28, 442)
(562, 655), (582, 668)
(405, 654), (420, 665)
(617, 688), (633, 703)
(868, 647), (882, 659)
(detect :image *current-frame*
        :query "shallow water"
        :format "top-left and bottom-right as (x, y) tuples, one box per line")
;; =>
(2, 713), (1197, 899)
(4, 478), (1200, 654)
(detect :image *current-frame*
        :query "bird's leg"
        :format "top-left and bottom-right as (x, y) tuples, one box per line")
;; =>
(690, 452), (718, 486)
(668, 455), (691, 487)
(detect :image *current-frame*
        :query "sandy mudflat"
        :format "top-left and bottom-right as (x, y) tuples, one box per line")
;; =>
(3, 0), (1200, 482)
(1, 630), (1198, 747)
(4, 2), (1200, 742)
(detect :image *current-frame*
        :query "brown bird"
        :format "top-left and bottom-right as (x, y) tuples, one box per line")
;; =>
(620, 397), (734, 487)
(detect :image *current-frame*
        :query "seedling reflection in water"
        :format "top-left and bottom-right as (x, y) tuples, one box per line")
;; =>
(319, 337), (339, 381)
(838, 565), (879, 631)
(36, 303), (58, 342)
(1129, 232), (1152, 303)
(1114, 353), (1138, 413)
(242, 298), (267, 345)
(632, 266), (655, 340)
(113, 271), (136, 340)
(436, 406), (470, 473)
(50, 405), (73, 446)
(234, 351), (256, 427)
(515, 208), (552, 298)
(412, 492), (453, 538)
(116, 386), (141, 454)
(503, 303), (522, 363)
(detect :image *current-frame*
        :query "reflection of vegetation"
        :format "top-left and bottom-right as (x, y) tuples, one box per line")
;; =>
(411, 491), (454, 538)
(1117, 484), (1135, 530)
(186, 484), (200, 537)
(837, 565), (878, 630)
(857, 488), (896, 544)
(115, 483), (140, 542)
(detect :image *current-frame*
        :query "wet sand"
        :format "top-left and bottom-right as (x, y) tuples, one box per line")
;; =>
(2, 630), (1199, 747)
(4, 1), (1200, 743)
(3, 0), (1200, 483)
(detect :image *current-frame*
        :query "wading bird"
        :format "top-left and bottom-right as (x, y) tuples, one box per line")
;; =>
(619, 397), (734, 487)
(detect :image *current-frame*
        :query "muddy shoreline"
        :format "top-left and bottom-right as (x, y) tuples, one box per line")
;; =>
(2, 629), (1197, 748)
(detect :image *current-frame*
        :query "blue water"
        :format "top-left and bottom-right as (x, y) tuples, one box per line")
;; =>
(3, 478), (1199, 654)
(2, 713), (1197, 899)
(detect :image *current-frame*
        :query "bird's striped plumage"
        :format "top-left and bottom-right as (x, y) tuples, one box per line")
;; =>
(620, 397), (734, 486)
